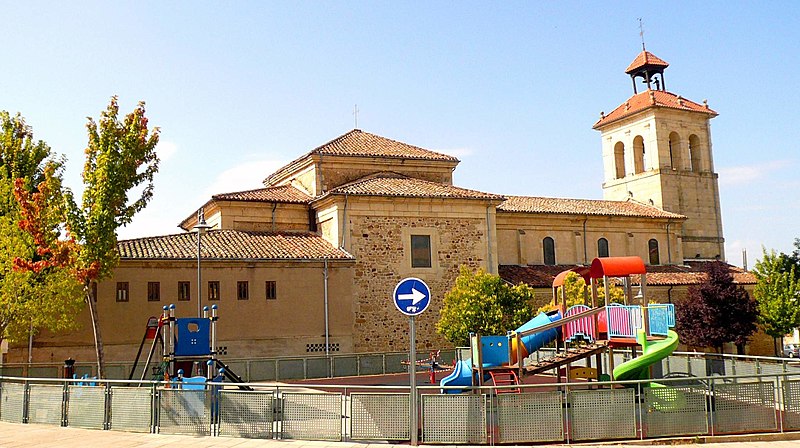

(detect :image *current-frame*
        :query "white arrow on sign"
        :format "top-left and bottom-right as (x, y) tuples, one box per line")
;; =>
(399, 287), (426, 305)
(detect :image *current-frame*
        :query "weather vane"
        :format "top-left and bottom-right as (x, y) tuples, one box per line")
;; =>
(638, 18), (646, 51)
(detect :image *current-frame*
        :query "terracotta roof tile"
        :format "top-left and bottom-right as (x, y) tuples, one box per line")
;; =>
(497, 196), (684, 219)
(118, 230), (353, 260)
(625, 51), (669, 74)
(594, 90), (717, 129)
(212, 185), (311, 203)
(499, 263), (755, 288)
(266, 129), (458, 185)
(326, 173), (504, 200)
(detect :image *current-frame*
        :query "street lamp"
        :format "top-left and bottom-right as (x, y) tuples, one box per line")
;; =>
(193, 208), (212, 318)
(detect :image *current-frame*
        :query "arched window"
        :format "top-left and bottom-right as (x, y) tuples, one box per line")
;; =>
(668, 132), (682, 170)
(648, 239), (660, 265)
(543, 237), (556, 266)
(598, 238), (609, 258)
(689, 134), (701, 172)
(633, 136), (646, 173)
(614, 142), (625, 179)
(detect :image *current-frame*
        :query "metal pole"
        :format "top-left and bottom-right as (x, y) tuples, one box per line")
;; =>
(197, 228), (202, 318)
(410, 316), (418, 446)
(324, 259), (330, 358)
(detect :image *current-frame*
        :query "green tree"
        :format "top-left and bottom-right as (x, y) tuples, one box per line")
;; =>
(437, 266), (536, 346)
(0, 112), (83, 346)
(753, 249), (800, 355)
(14, 98), (159, 377)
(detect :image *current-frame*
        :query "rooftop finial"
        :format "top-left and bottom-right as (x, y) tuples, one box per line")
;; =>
(638, 18), (646, 51)
(353, 104), (360, 129)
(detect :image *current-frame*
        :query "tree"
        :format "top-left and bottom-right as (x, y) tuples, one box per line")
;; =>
(437, 266), (536, 346)
(753, 249), (800, 355)
(675, 261), (758, 354)
(0, 112), (83, 346)
(14, 98), (159, 377)
(537, 271), (625, 314)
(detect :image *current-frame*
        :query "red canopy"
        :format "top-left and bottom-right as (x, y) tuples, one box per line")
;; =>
(589, 256), (646, 278)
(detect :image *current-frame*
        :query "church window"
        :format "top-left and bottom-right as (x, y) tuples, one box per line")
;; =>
(411, 235), (432, 268)
(543, 237), (556, 266)
(613, 142), (625, 179)
(598, 238), (609, 258)
(237, 281), (249, 300)
(178, 281), (190, 301)
(116, 282), (129, 302)
(633, 136), (646, 173)
(208, 281), (220, 301)
(648, 239), (660, 265)
(147, 282), (160, 302)
(689, 134), (701, 172)
(668, 132), (682, 169)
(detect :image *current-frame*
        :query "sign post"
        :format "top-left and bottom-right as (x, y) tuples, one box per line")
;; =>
(393, 277), (431, 447)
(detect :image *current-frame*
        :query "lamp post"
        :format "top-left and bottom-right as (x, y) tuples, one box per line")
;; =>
(193, 208), (212, 318)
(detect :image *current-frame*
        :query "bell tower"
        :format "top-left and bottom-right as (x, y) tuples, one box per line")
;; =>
(593, 50), (725, 262)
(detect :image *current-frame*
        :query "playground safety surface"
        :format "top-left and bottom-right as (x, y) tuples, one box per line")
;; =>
(3, 422), (800, 448)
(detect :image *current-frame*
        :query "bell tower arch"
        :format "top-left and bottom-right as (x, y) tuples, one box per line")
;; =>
(594, 50), (725, 262)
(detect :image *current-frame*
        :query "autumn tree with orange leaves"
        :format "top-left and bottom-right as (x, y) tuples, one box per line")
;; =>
(14, 98), (160, 377)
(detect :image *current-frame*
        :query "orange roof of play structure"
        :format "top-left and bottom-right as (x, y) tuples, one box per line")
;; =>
(590, 256), (646, 278)
(552, 267), (591, 287)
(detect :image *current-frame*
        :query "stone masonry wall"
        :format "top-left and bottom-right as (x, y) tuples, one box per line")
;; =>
(349, 214), (487, 352)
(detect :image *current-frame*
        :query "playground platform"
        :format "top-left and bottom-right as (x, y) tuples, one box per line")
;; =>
(2, 421), (800, 448)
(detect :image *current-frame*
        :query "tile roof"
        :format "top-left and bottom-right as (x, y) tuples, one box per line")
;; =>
(325, 173), (504, 201)
(118, 230), (353, 261)
(497, 196), (685, 219)
(212, 185), (311, 203)
(594, 90), (717, 129)
(625, 51), (669, 74)
(499, 263), (756, 289)
(265, 129), (458, 185)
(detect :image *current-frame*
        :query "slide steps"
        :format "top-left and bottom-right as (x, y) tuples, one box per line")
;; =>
(523, 342), (607, 376)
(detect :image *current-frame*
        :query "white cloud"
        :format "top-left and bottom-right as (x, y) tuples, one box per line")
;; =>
(718, 160), (789, 186)
(200, 159), (287, 199)
(156, 140), (178, 162)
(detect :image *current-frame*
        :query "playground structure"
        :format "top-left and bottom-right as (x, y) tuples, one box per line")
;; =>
(128, 304), (250, 389)
(441, 256), (679, 392)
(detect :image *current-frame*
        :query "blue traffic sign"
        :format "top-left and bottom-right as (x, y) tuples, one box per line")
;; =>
(393, 277), (431, 316)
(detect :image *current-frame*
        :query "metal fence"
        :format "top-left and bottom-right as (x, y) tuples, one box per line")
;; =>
(4, 368), (800, 444)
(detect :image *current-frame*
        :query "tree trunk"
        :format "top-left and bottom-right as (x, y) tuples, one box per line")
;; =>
(736, 343), (745, 356)
(85, 286), (105, 378)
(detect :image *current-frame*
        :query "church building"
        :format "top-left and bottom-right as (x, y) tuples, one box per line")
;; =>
(10, 50), (759, 364)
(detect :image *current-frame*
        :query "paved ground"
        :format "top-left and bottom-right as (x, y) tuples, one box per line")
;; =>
(3, 422), (800, 448)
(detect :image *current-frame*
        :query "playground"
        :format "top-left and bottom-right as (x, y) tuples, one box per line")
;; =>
(2, 256), (800, 444)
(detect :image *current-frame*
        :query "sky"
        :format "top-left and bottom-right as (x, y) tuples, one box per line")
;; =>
(2, 2), (798, 268)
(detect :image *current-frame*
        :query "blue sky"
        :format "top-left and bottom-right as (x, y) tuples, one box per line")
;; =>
(3, 2), (798, 267)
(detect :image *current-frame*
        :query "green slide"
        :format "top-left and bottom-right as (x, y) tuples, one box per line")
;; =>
(613, 329), (679, 382)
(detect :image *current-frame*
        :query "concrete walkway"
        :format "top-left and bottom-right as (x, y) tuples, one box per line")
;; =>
(2, 422), (800, 448)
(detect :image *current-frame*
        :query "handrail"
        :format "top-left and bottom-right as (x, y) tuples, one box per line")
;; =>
(514, 306), (606, 338)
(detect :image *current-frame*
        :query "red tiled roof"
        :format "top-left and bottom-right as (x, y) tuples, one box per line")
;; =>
(265, 129), (458, 185)
(594, 90), (717, 129)
(497, 196), (685, 219)
(625, 51), (669, 74)
(325, 173), (504, 201)
(118, 230), (353, 260)
(212, 185), (311, 203)
(499, 263), (755, 288)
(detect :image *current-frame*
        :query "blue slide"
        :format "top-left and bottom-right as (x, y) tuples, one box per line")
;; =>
(440, 311), (561, 393)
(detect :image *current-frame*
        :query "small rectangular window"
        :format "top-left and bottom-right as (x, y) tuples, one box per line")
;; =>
(178, 281), (191, 301)
(208, 281), (220, 301)
(116, 282), (129, 302)
(265, 281), (277, 300)
(147, 282), (160, 302)
(237, 281), (249, 300)
(411, 235), (432, 268)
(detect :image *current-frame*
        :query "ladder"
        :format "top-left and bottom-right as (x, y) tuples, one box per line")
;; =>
(488, 369), (521, 394)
